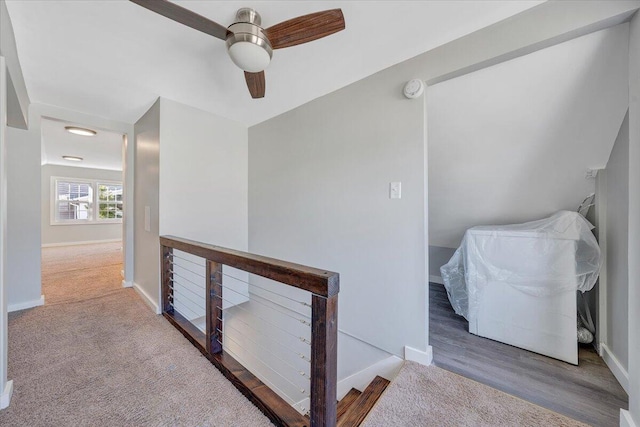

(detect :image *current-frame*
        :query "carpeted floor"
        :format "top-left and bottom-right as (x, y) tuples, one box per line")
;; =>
(362, 361), (588, 427)
(0, 243), (272, 426)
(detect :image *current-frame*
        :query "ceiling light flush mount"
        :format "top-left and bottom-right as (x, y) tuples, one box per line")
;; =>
(65, 126), (97, 136)
(62, 155), (83, 162)
(226, 8), (273, 73)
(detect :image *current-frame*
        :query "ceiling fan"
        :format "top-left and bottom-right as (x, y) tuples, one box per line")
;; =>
(130, 0), (345, 99)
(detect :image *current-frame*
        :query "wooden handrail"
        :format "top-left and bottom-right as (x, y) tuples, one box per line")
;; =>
(160, 235), (339, 297)
(160, 235), (339, 427)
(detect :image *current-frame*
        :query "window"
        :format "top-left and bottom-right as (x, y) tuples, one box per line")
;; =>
(52, 177), (123, 225)
(97, 183), (123, 220)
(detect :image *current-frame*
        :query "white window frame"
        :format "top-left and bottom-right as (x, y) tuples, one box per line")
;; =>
(50, 177), (123, 226)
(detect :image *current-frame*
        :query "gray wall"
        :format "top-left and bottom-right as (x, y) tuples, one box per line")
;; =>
(249, 65), (427, 359)
(605, 112), (629, 371)
(429, 246), (455, 280)
(133, 99), (160, 310)
(6, 125), (40, 307)
(626, 10), (640, 425)
(40, 164), (122, 246)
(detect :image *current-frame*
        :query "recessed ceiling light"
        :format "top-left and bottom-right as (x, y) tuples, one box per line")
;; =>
(65, 126), (96, 136)
(62, 156), (83, 162)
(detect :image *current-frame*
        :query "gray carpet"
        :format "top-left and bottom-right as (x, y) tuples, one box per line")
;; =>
(362, 362), (588, 427)
(0, 244), (273, 426)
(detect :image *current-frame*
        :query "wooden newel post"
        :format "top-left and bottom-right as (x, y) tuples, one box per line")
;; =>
(206, 261), (223, 354)
(310, 294), (338, 427)
(161, 245), (174, 314)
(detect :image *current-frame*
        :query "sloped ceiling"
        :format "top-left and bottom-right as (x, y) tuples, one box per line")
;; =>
(5, 0), (541, 126)
(428, 23), (629, 248)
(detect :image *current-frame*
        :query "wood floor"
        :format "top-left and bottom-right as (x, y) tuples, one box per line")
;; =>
(429, 282), (628, 427)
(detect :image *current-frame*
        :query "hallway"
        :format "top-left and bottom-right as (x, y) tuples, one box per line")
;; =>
(0, 243), (272, 426)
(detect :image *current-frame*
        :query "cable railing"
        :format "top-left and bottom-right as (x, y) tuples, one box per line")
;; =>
(160, 236), (339, 427)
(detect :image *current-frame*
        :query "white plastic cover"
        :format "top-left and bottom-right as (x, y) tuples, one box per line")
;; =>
(440, 211), (601, 320)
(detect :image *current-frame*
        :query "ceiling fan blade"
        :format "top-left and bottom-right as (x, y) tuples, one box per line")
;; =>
(265, 9), (345, 49)
(244, 71), (266, 98)
(129, 0), (230, 40)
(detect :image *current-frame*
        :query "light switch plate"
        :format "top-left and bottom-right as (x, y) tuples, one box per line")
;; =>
(390, 182), (401, 199)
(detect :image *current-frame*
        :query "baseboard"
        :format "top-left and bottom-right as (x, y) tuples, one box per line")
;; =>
(429, 275), (444, 285)
(41, 238), (122, 248)
(8, 295), (45, 313)
(621, 410), (638, 427)
(600, 342), (629, 393)
(404, 345), (433, 366)
(294, 355), (404, 413)
(121, 280), (132, 288)
(132, 282), (161, 314)
(0, 380), (13, 409)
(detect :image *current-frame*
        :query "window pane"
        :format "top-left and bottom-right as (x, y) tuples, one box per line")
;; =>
(55, 180), (93, 222)
(97, 183), (123, 220)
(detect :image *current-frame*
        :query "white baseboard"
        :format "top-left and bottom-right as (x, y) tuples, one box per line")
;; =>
(600, 342), (629, 394)
(294, 355), (404, 413)
(429, 275), (444, 285)
(621, 410), (638, 427)
(132, 282), (161, 314)
(121, 280), (132, 288)
(8, 295), (45, 313)
(404, 345), (433, 366)
(41, 238), (122, 248)
(0, 380), (13, 409)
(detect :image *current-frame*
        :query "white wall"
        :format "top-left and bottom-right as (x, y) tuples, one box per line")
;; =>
(6, 126), (40, 309)
(604, 112), (630, 375)
(427, 24), (629, 250)
(158, 98), (248, 250)
(623, 10), (640, 427)
(40, 164), (122, 246)
(249, 66), (428, 361)
(0, 55), (12, 409)
(133, 99), (160, 312)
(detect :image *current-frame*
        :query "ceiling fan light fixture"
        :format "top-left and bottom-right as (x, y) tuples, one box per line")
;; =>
(65, 126), (97, 136)
(226, 20), (272, 73)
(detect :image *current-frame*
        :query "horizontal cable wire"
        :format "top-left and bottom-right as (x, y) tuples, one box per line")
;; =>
(218, 334), (309, 397)
(168, 259), (206, 279)
(170, 253), (206, 268)
(216, 306), (310, 362)
(217, 283), (311, 326)
(221, 343), (307, 407)
(220, 272), (312, 309)
(170, 270), (206, 290)
(169, 299), (203, 321)
(219, 323), (310, 378)
(212, 293), (311, 345)
(170, 286), (205, 309)
(169, 279), (205, 301)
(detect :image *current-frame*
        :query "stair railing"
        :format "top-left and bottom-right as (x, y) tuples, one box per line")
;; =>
(160, 235), (339, 427)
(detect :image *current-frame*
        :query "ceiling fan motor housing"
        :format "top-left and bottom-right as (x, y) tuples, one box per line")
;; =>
(226, 8), (273, 73)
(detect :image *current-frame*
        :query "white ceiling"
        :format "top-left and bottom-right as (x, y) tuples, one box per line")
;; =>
(41, 118), (123, 171)
(6, 1), (542, 127)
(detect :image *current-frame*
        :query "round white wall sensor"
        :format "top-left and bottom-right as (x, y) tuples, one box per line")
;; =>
(403, 79), (424, 99)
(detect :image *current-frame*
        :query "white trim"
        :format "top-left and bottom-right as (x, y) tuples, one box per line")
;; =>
(294, 355), (403, 412)
(0, 380), (13, 409)
(121, 280), (132, 288)
(133, 282), (161, 314)
(621, 410), (638, 427)
(8, 295), (44, 313)
(41, 238), (122, 248)
(595, 168), (608, 346)
(429, 275), (444, 285)
(600, 342), (629, 393)
(404, 345), (433, 366)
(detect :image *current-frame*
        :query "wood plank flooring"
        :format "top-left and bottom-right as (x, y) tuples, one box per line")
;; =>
(429, 282), (627, 427)
(337, 376), (390, 427)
